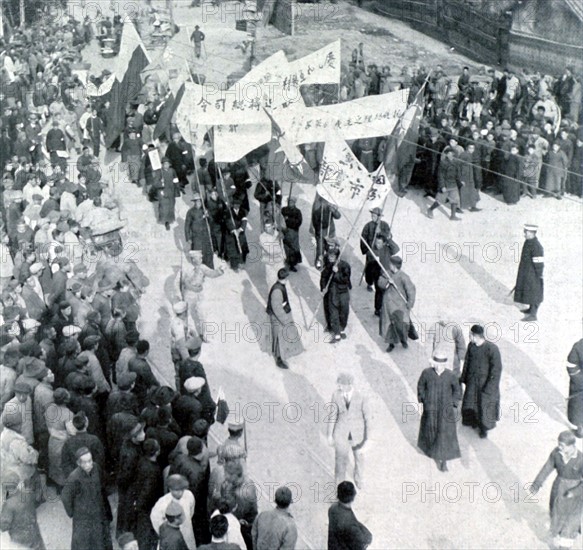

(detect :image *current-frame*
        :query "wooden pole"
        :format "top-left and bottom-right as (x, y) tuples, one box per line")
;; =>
(307, 189), (371, 330)
(187, 120), (215, 260)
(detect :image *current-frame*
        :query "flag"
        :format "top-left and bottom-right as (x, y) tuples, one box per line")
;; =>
(153, 84), (186, 140)
(384, 98), (424, 194)
(317, 133), (372, 210)
(367, 164), (394, 209)
(215, 387), (229, 424)
(265, 109), (316, 184)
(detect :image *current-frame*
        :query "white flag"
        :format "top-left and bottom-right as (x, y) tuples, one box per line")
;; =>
(317, 133), (372, 210)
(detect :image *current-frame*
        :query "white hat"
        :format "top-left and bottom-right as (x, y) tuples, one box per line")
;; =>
(62, 325), (82, 337)
(173, 301), (187, 314)
(22, 319), (41, 331)
(184, 376), (205, 392)
(29, 262), (44, 274)
(523, 224), (538, 232)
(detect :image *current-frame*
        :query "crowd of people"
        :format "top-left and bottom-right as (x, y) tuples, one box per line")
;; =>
(0, 4), (582, 550)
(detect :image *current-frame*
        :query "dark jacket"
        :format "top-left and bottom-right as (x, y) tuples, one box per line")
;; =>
(327, 502), (372, 550)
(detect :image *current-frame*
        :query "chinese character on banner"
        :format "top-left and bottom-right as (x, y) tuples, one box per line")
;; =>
(372, 173), (386, 187)
(197, 97), (211, 112)
(215, 99), (226, 112)
(349, 181), (364, 199)
(319, 51), (336, 69)
(307, 65), (315, 75)
(229, 125), (238, 133)
(367, 187), (379, 201)
(232, 100), (244, 110)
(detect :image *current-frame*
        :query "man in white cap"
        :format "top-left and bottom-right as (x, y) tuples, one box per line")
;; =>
(327, 373), (370, 489)
(514, 224), (544, 321)
(170, 301), (199, 367)
(173, 376), (206, 434)
(417, 350), (462, 472)
(259, 219), (285, 289)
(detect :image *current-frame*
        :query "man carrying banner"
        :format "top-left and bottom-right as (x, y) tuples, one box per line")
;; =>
(311, 196), (341, 270)
(185, 194), (214, 269)
(368, 233), (400, 317)
(320, 248), (352, 344)
(360, 207), (390, 292)
(378, 256), (416, 353)
(281, 197), (303, 272)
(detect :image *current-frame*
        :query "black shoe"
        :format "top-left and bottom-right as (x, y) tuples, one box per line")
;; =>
(426, 208), (434, 219)
(165, 222), (170, 230)
(520, 307), (532, 314)
(374, 310), (380, 317)
(469, 207), (482, 212)
(456, 207), (463, 213)
(521, 314), (537, 322)
(289, 266), (297, 272)
(386, 344), (395, 353)
(479, 429), (488, 439)
(438, 460), (448, 472)
(402, 341), (409, 349)
(276, 359), (289, 369)
(340, 332), (347, 340)
(367, 285), (373, 292)
(327, 335), (341, 344)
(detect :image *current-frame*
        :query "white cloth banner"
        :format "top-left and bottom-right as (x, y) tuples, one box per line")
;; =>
(286, 39), (341, 87)
(277, 89), (409, 145)
(317, 133), (373, 210)
(317, 135), (394, 210)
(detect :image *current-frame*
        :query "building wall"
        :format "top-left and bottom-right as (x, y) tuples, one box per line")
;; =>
(262, 0), (294, 35)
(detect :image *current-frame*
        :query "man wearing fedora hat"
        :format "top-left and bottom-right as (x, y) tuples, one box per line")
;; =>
(417, 350), (462, 472)
(360, 206), (391, 291)
(514, 223), (544, 322)
(185, 193), (215, 268)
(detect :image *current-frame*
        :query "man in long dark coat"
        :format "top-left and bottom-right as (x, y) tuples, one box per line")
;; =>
(566, 339), (583, 438)
(360, 207), (390, 291)
(514, 223), (544, 321)
(184, 193), (214, 268)
(116, 420), (146, 537)
(61, 447), (113, 550)
(461, 324), (503, 439)
(165, 132), (194, 191)
(223, 198), (249, 271)
(281, 197), (303, 272)
(417, 350), (462, 472)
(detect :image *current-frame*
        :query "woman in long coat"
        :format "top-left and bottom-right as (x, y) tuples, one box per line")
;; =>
(531, 431), (583, 549)
(544, 142), (569, 197)
(501, 146), (521, 204)
(458, 147), (478, 210)
(45, 388), (75, 488)
(417, 353), (462, 472)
